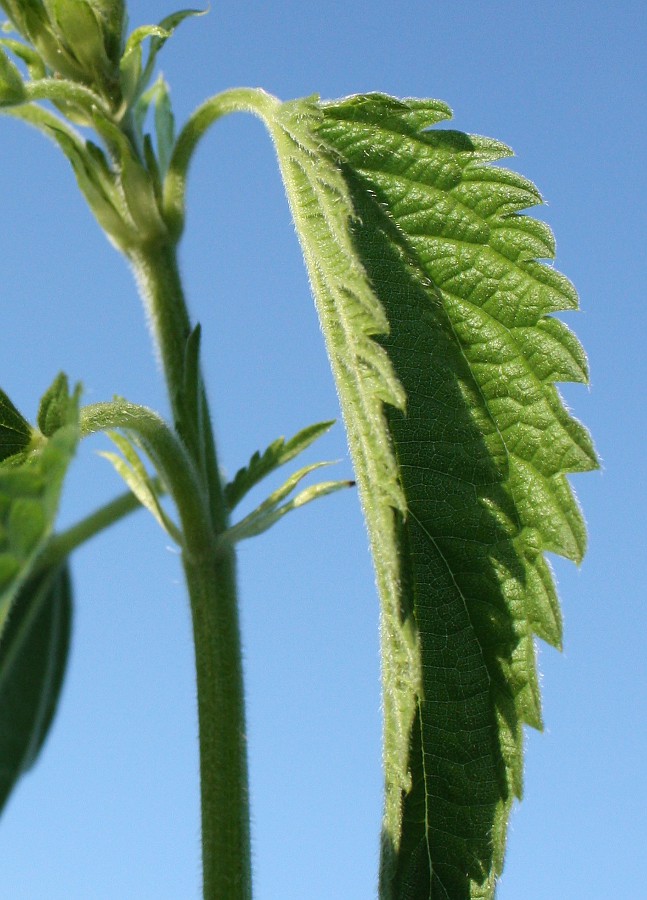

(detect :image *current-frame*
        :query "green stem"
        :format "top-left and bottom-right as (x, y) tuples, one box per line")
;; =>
(127, 241), (227, 533)
(38, 487), (149, 572)
(125, 241), (251, 899)
(164, 87), (279, 240)
(183, 550), (251, 899)
(24, 78), (113, 118)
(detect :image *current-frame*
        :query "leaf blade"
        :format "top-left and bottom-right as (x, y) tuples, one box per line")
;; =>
(224, 420), (336, 511)
(0, 563), (73, 814)
(298, 93), (597, 897)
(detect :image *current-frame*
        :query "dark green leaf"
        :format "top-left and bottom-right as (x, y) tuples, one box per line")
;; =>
(0, 563), (72, 814)
(0, 388), (32, 462)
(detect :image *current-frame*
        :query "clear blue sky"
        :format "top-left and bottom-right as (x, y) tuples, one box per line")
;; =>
(0, 1), (644, 897)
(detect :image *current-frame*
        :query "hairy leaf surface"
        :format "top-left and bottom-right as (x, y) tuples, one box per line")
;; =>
(269, 92), (596, 898)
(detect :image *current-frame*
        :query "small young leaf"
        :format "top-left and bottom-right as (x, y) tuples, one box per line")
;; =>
(37, 371), (72, 437)
(153, 77), (174, 175)
(0, 563), (72, 815)
(0, 37), (47, 80)
(92, 110), (167, 240)
(222, 460), (352, 546)
(224, 420), (335, 511)
(99, 430), (181, 544)
(119, 9), (202, 108)
(3, 103), (135, 248)
(132, 75), (172, 154)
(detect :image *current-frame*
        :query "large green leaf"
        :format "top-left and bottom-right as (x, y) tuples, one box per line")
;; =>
(0, 564), (72, 813)
(265, 93), (596, 898)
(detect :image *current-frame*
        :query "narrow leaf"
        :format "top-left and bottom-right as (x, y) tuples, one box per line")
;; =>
(224, 420), (335, 511)
(223, 460), (352, 546)
(2, 103), (135, 248)
(0, 37), (47, 80)
(0, 563), (72, 814)
(120, 9), (202, 107)
(99, 430), (181, 543)
(37, 371), (72, 437)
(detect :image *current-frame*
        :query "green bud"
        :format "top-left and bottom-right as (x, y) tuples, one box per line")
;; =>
(37, 373), (72, 437)
(0, 0), (48, 44)
(88, 0), (126, 65)
(0, 0), (82, 81)
(0, 45), (26, 105)
(45, 0), (111, 79)
(93, 113), (168, 242)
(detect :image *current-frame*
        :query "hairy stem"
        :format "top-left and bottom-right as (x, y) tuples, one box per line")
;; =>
(183, 549), (251, 900)
(38, 487), (150, 571)
(127, 241), (227, 533)
(126, 241), (251, 899)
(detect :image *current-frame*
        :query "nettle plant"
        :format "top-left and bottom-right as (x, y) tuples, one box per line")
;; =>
(0, 3), (597, 898)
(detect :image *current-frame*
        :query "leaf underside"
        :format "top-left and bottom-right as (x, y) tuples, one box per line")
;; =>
(269, 92), (597, 898)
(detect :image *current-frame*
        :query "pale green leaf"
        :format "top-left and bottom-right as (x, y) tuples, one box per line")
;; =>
(99, 430), (181, 544)
(224, 420), (335, 511)
(0, 37), (47, 80)
(222, 460), (352, 546)
(1, 103), (136, 247)
(132, 75), (175, 175)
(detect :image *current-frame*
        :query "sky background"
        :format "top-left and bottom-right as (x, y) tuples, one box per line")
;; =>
(0, 1), (645, 897)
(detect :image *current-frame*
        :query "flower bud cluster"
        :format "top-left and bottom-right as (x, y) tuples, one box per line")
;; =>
(0, 0), (125, 104)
